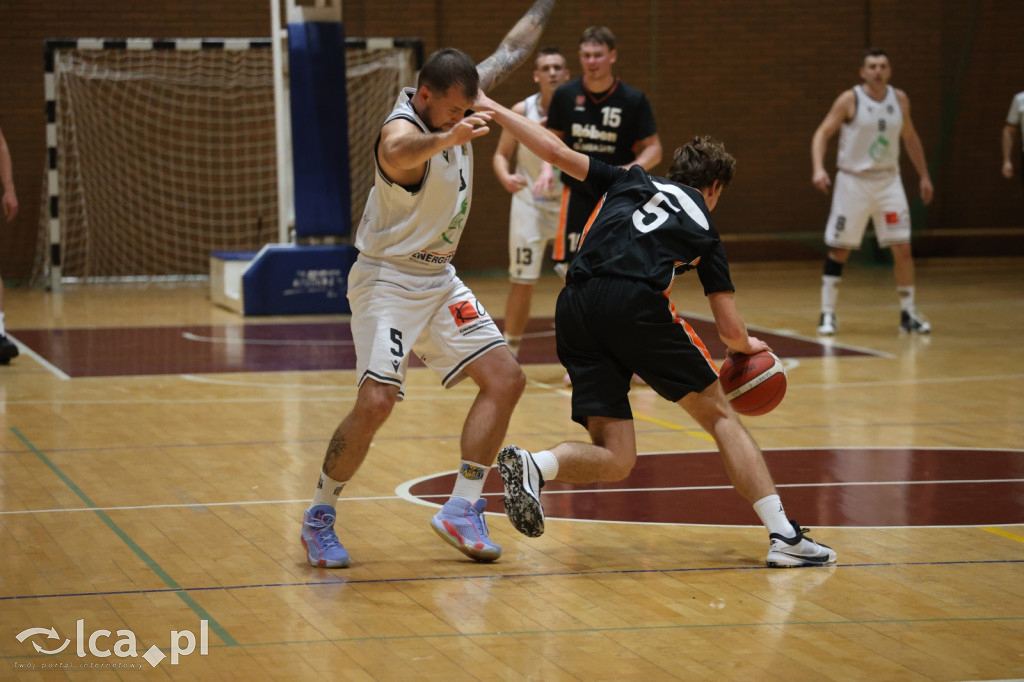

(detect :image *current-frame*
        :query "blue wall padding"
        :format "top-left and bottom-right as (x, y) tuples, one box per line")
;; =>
(242, 244), (358, 315)
(287, 20), (352, 239)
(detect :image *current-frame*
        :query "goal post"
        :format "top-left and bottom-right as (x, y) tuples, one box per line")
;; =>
(37, 33), (422, 289)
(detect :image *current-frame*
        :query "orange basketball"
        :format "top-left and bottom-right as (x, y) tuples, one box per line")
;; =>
(718, 351), (787, 416)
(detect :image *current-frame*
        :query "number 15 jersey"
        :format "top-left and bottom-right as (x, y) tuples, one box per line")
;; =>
(565, 160), (734, 297)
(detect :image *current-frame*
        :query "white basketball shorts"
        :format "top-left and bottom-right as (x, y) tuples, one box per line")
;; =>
(825, 170), (911, 249)
(348, 257), (505, 395)
(508, 193), (560, 284)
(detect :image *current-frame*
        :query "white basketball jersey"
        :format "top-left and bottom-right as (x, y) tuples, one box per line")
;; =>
(837, 85), (903, 174)
(513, 93), (563, 208)
(355, 87), (474, 273)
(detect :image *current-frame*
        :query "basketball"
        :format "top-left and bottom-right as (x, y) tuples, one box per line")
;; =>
(718, 351), (787, 416)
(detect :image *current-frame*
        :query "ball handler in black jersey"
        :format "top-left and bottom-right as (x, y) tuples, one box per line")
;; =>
(475, 92), (837, 568)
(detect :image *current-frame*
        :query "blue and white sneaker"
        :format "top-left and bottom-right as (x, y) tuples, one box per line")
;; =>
(300, 504), (350, 568)
(497, 445), (546, 538)
(766, 520), (837, 568)
(430, 498), (502, 562)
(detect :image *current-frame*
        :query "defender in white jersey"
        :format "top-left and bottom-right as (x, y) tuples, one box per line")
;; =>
(298, 0), (556, 570)
(1001, 90), (1024, 187)
(811, 47), (934, 336)
(492, 47), (570, 357)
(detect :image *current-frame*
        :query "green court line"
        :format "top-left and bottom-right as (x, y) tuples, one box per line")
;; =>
(10, 427), (237, 647)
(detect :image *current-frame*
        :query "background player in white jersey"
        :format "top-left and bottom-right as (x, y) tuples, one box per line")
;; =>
(811, 47), (934, 336)
(299, 0), (555, 569)
(0, 121), (19, 364)
(492, 47), (570, 358)
(475, 91), (836, 568)
(1002, 89), (1024, 188)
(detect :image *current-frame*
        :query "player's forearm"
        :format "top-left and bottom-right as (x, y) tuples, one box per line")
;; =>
(1003, 125), (1017, 164)
(632, 138), (663, 171)
(381, 130), (456, 171)
(903, 133), (931, 182)
(493, 150), (513, 181)
(708, 292), (752, 353)
(810, 129), (829, 173)
(0, 139), (13, 194)
(476, 0), (556, 93)
(483, 96), (586, 181)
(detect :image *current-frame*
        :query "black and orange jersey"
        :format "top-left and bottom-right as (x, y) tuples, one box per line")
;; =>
(565, 160), (735, 297)
(546, 77), (657, 197)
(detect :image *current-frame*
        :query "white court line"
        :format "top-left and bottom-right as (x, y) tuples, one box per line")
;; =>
(181, 328), (557, 347)
(6, 334), (71, 381)
(0, 495), (396, 516)
(792, 373), (1024, 390)
(678, 311), (894, 358)
(181, 331), (354, 347)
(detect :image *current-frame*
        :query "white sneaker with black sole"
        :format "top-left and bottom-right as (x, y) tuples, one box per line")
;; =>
(766, 520), (837, 568)
(497, 445), (546, 537)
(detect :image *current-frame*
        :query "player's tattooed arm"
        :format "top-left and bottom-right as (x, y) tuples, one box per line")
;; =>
(477, 0), (555, 93)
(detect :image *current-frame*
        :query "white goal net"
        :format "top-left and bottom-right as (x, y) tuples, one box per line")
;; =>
(35, 37), (420, 286)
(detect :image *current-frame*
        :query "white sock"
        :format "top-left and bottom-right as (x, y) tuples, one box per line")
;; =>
(310, 472), (347, 510)
(0, 312), (5, 336)
(821, 275), (841, 313)
(531, 449), (559, 482)
(504, 333), (522, 359)
(897, 285), (915, 312)
(753, 494), (795, 537)
(451, 460), (489, 502)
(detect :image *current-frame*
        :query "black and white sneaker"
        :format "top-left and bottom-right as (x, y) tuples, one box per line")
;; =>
(497, 445), (545, 537)
(899, 309), (931, 334)
(817, 312), (837, 336)
(0, 335), (19, 365)
(766, 520), (837, 568)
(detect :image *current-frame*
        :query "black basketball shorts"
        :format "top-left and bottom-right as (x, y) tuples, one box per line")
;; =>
(555, 277), (720, 426)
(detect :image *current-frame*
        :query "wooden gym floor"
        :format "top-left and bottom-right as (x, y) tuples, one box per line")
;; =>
(0, 257), (1022, 680)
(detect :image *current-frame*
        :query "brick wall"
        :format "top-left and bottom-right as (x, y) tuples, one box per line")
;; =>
(1, 0), (1022, 282)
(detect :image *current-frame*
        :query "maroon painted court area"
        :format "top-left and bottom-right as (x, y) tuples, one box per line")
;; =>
(409, 448), (1024, 527)
(11, 316), (879, 378)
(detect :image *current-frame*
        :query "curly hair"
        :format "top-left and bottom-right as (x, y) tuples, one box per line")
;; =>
(666, 136), (735, 191)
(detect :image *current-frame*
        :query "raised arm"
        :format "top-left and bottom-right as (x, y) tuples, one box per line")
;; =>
(477, 92), (589, 182)
(379, 112), (493, 186)
(476, 0), (556, 93)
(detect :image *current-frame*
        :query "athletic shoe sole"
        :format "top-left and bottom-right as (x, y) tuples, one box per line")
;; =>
(766, 549), (836, 568)
(429, 515), (500, 562)
(497, 446), (545, 537)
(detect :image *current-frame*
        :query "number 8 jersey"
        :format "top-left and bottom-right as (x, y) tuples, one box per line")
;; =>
(565, 161), (734, 297)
